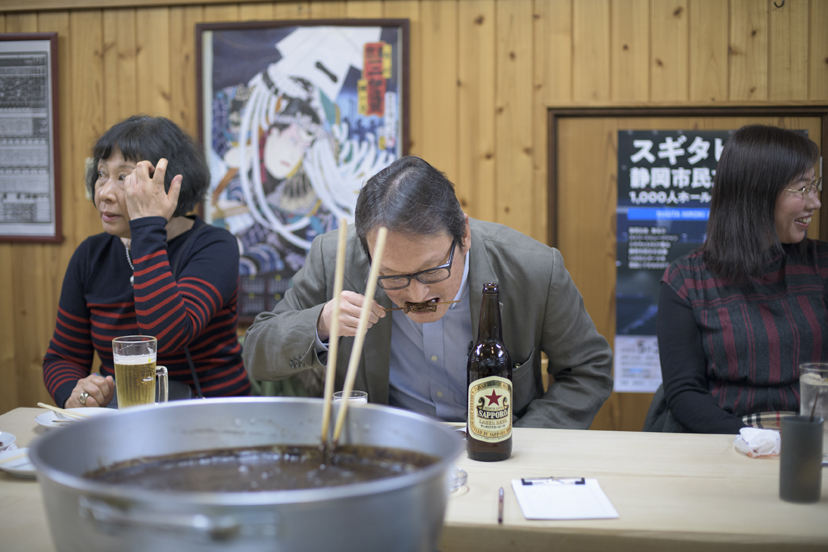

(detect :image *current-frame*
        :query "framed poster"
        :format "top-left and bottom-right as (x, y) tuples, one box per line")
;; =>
(197, 20), (409, 320)
(0, 33), (62, 243)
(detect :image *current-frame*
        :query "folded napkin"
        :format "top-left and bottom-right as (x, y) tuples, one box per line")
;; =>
(733, 428), (780, 458)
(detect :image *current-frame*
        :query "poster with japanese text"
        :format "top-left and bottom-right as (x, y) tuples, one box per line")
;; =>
(198, 21), (408, 318)
(614, 130), (730, 392)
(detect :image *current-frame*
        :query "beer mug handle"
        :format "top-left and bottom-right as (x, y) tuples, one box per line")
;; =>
(155, 366), (168, 403)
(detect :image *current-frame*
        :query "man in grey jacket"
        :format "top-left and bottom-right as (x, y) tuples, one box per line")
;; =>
(243, 156), (613, 428)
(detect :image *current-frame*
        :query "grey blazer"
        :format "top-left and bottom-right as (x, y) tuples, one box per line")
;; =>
(243, 218), (613, 429)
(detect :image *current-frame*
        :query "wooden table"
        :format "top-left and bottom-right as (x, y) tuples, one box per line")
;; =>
(1, 407), (826, 551)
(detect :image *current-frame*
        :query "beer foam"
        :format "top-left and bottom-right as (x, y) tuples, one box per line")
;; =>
(113, 354), (156, 365)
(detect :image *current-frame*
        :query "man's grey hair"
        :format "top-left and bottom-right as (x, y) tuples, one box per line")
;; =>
(354, 156), (466, 257)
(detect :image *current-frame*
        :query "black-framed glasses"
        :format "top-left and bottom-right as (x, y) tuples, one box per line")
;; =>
(785, 177), (823, 200)
(376, 240), (457, 290)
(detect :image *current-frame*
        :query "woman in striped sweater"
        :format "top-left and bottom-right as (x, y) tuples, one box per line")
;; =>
(657, 125), (826, 433)
(43, 115), (250, 408)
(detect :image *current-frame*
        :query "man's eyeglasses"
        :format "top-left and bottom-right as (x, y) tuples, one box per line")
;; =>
(376, 241), (457, 290)
(786, 177), (823, 200)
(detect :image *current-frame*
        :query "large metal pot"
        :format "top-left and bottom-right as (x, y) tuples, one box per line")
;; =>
(29, 397), (463, 552)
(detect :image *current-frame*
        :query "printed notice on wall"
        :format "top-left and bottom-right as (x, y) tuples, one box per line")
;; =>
(0, 39), (57, 239)
(614, 130), (731, 392)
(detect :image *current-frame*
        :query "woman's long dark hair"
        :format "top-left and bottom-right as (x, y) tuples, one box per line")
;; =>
(703, 125), (819, 282)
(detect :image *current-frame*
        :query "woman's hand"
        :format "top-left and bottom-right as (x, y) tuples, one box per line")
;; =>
(64, 374), (115, 408)
(316, 290), (386, 341)
(124, 158), (182, 221)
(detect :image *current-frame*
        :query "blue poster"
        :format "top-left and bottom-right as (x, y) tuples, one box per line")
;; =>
(615, 129), (731, 392)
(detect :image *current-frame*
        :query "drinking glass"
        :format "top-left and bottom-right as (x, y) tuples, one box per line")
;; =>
(112, 336), (168, 409)
(333, 390), (368, 404)
(799, 363), (828, 460)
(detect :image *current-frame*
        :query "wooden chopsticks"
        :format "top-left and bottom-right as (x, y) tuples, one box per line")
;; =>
(324, 227), (389, 450)
(320, 221), (349, 446)
(37, 402), (91, 420)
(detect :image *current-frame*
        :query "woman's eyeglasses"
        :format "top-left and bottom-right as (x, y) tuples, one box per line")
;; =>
(786, 178), (823, 200)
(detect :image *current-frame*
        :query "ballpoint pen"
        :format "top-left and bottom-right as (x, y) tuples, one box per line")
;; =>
(498, 487), (504, 524)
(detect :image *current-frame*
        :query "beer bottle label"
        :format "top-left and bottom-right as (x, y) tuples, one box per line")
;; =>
(468, 376), (512, 443)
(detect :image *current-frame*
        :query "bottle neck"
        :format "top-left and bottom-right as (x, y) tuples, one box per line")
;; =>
(477, 291), (503, 342)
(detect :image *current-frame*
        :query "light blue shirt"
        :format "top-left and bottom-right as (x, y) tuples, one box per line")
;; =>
(388, 251), (473, 422)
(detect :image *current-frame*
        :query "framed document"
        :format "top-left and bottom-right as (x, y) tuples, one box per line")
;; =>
(197, 20), (409, 320)
(0, 33), (61, 243)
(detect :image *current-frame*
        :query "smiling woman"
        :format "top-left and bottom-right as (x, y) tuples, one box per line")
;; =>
(42, 116), (251, 409)
(654, 125), (828, 434)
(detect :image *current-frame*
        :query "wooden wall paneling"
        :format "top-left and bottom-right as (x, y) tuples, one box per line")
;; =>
(5, 12), (37, 32)
(102, 9), (137, 129)
(419, 0), (458, 178)
(273, 2), (310, 19)
(650, 0), (689, 102)
(308, 1), (347, 19)
(572, 0), (610, 102)
(0, 244), (13, 411)
(533, 0), (572, 244)
(238, 2), (274, 20)
(535, 0), (572, 105)
(0, 14), (5, 31)
(135, 8), (171, 118)
(494, 0), (534, 238)
(810, 0), (828, 100)
(611, 0), (650, 102)
(768, 0), (808, 100)
(728, 0), (769, 100)
(456, 0), (495, 224)
(202, 4), (239, 22)
(383, 0), (419, 155)
(688, 0), (728, 102)
(169, 6), (203, 138)
(345, 1), (382, 18)
(555, 116), (619, 430)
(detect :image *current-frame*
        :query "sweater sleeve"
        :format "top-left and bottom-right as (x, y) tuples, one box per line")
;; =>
(657, 282), (747, 434)
(128, 217), (240, 356)
(43, 242), (94, 407)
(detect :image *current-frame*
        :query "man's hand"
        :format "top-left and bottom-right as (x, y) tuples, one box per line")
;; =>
(64, 374), (115, 408)
(124, 158), (182, 221)
(317, 290), (386, 341)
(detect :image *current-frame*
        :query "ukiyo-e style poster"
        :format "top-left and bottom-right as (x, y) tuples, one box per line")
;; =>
(199, 22), (407, 317)
(615, 130), (731, 393)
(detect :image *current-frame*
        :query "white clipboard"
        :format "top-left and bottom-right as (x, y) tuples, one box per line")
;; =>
(511, 477), (619, 520)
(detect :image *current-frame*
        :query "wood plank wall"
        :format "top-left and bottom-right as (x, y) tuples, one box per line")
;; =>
(1, 0), (827, 423)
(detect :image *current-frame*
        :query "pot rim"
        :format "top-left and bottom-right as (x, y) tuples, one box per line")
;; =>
(29, 397), (464, 505)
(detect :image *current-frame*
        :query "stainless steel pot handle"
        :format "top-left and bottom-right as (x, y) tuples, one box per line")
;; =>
(78, 496), (241, 541)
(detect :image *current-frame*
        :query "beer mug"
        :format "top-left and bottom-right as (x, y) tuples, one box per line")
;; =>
(112, 336), (169, 408)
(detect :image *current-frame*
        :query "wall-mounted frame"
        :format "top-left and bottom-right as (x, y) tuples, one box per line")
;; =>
(197, 19), (409, 321)
(0, 33), (62, 243)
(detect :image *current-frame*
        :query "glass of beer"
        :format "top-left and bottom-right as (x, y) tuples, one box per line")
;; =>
(113, 336), (168, 409)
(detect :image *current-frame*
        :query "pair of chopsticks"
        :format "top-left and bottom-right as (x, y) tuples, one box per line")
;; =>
(320, 222), (388, 450)
(37, 402), (91, 421)
(0, 451), (28, 465)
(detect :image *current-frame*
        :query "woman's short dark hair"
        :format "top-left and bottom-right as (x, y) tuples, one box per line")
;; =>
(703, 124), (819, 281)
(86, 115), (209, 217)
(355, 156), (466, 256)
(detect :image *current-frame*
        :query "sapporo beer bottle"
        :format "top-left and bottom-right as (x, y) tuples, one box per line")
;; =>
(467, 282), (512, 461)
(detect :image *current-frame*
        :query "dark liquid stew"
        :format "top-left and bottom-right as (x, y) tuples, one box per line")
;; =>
(86, 445), (438, 493)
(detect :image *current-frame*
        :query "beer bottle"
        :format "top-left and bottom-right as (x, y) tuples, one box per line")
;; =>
(467, 282), (512, 461)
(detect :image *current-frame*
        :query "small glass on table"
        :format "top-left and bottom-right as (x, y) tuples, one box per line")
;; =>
(333, 390), (368, 404)
(799, 363), (828, 462)
(112, 336), (168, 409)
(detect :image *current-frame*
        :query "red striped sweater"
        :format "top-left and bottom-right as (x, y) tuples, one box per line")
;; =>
(43, 216), (250, 407)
